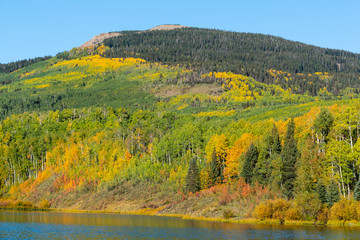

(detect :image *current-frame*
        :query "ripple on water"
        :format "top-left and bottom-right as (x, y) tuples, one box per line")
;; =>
(1, 212), (360, 240)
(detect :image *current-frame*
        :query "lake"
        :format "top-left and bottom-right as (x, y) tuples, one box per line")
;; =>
(0, 210), (360, 239)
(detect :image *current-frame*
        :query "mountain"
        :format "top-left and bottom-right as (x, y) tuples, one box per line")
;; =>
(79, 32), (122, 49)
(101, 27), (360, 96)
(79, 25), (189, 49)
(0, 25), (359, 224)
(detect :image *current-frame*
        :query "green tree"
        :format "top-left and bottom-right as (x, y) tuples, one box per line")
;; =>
(313, 108), (334, 151)
(354, 179), (360, 201)
(186, 158), (201, 193)
(295, 191), (322, 220)
(269, 124), (282, 155)
(326, 180), (340, 206)
(316, 181), (327, 204)
(209, 149), (223, 186)
(241, 143), (259, 184)
(281, 118), (298, 199)
(255, 124), (282, 185)
(295, 138), (324, 194)
(314, 108), (334, 141)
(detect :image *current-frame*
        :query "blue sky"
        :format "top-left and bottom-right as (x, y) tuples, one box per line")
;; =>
(0, 0), (359, 63)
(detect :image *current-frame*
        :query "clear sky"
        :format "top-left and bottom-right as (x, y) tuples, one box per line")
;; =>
(0, 0), (359, 63)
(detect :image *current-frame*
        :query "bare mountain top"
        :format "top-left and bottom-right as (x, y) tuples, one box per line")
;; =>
(79, 25), (189, 48)
(149, 24), (189, 31)
(79, 32), (122, 49)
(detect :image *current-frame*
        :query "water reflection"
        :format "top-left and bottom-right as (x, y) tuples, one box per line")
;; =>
(0, 211), (360, 239)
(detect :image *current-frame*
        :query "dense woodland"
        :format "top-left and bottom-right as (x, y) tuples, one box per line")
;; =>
(0, 56), (52, 73)
(1, 28), (360, 223)
(103, 28), (360, 96)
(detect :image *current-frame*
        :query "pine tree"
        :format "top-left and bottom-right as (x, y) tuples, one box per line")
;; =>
(241, 143), (259, 184)
(326, 180), (340, 206)
(354, 179), (360, 201)
(256, 125), (282, 186)
(316, 181), (327, 203)
(281, 118), (298, 199)
(186, 158), (201, 193)
(270, 124), (282, 155)
(209, 148), (222, 186)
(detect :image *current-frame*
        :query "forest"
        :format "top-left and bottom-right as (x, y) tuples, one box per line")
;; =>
(102, 28), (360, 96)
(1, 27), (360, 224)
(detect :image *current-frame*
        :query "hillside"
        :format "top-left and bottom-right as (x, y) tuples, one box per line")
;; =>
(1, 25), (360, 225)
(102, 28), (360, 96)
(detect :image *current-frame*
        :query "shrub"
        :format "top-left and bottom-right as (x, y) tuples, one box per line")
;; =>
(285, 204), (302, 220)
(272, 198), (291, 224)
(223, 209), (235, 219)
(14, 200), (34, 208)
(330, 198), (358, 222)
(219, 186), (233, 206)
(295, 192), (322, 220)
(38, 199), (50, 209)
(253, 198), (291, 223)
(0, 200), (12, 208)
(316, 204), (329, 225)
(253, 201), (273, 220)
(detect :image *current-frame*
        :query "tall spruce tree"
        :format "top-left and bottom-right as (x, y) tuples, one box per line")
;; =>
(326, 180), (340, 206)
(209, 148), (223, 186)
(354, 179), (360, 201)
(241, 143), (259, 184)
(186, 158), (201, 193)
(281, 118), (298, 199)
(256, 125), (282, 186)
(270, 124), (282, 155)
(316, 181), (327, 203)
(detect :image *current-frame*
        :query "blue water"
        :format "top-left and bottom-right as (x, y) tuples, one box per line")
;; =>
(0, 211), (360, 239)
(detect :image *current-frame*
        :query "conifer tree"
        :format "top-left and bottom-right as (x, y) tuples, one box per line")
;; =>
(354, 179), (360, 201)
(270, 124), (282, 155)
(326, 180), (340, 206)
(316, 181), (327, 203)
(186, 158), (200, 193)
(256, 125), (282, 186)
(241, 143), (259, 184)
(209, 149), (223, 186)
(281, 118), (298, 199)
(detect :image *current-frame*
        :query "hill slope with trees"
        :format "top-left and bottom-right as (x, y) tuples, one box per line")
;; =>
(0, 26), (360, 225)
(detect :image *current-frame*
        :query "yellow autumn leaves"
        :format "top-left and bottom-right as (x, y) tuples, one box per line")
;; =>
(21, 55), (147, 90)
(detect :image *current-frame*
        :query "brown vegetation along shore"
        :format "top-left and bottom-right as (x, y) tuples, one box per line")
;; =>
(4, 179), (360, 228)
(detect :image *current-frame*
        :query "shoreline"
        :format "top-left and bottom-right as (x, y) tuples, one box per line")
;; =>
(1, 206), (360, 228)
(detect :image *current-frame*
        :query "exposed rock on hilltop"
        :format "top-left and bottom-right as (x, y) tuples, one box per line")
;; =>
(79, 25), (188, 49)
(149, 24), (189, 31)
(79, 32), (122, 49)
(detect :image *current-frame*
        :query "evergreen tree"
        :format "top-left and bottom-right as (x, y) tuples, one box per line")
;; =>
(241, 143), (259, 184)
(253, 150), (268, 185)
(326, 180), (340, 206)
(270, 124), (282, 155)
(256, 125), (282, 186)
(354, 179), (360, 201)
(281, 118), (298, 199)
(316, 181), (327, 203)
(185, 158), (201, 193)
(209, 149), (222, 186)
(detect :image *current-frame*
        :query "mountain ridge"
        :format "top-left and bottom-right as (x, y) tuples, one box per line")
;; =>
(79, 24), (189, 49)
